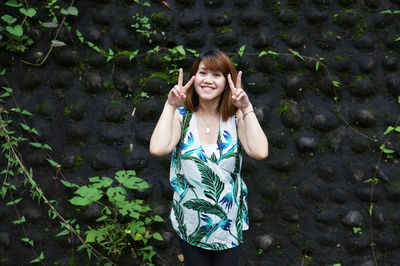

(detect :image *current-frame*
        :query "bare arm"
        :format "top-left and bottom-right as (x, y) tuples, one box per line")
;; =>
(149, 69), (195, 157)
(228, 72), (268, 160)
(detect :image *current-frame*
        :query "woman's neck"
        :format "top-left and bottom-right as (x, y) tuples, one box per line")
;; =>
(197, 99), (220, 117)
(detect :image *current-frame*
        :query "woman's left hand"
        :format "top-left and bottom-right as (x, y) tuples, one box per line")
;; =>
(228, 71), (251, 110)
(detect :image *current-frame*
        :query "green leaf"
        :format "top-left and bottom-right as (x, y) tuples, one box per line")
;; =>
(152, 232), (163, 241)
(380, 10), (392, 14)
(1, 15), (17, 25)
(6, 198), (22, 206)
(47, 159), (61, 168)
(56, 229), (70, 237)
(153, 215), (164, 222)
(60, 179), (79, 188)
(267, 50), (279, 56)
(258, 51), (267, 57)
(384, 126), (395, 135)
(61, 6), (79, 16)
(380, 143), (395, 154)
(21, 237), (34, 246)
(86, 229), (105, 242)
(332, 80), (341, 87)
(176, 45), (186, 56)
(95, 215), (108, 222)
(19, 8), (37, 18)
(30, 251), (44, 263)
(69, 186), (103, 206)
(315, 61), (320, 71)
(238, 45), (246, 57)
(5, 0), (23, 7)
(89, 176), (113, 188)
(29, 142), (42, 148)
(115, 170), (149, 190)
(6, 25), (23, 37)
(106, 186), (126, 204)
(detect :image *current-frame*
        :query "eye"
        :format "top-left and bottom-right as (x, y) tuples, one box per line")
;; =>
(199, 71), (206, 75)
(214, 73), (221, 77)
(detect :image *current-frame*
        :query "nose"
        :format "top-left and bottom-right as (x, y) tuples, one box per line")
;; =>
(204, 74), (213, 83)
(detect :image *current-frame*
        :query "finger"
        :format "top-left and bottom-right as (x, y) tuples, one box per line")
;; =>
(182, 76), (195, 93)
(236, 71), (242, 89)
(178, 68), (183, 88)
(227, 74), (237, 93)
(171, 88), (179, 98)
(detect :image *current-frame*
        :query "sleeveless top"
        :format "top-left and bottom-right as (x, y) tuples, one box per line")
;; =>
(169, 106), (249, 251)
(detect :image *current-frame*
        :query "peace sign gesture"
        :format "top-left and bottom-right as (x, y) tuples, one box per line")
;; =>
(228, 71), (251, 110)
(167, 68), (195, 108)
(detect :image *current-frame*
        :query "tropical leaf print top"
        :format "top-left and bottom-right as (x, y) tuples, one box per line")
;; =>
(169, 106), (249, 251)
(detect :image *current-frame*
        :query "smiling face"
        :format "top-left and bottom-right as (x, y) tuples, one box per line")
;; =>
(194, 61), (227, 102)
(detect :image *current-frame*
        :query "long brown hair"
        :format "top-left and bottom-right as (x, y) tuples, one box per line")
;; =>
(184, 49), (238, 121)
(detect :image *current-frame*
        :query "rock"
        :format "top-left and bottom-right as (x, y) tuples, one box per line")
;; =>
(316, 210), (338, 224)
(179, 11), (202, 29)
(314, 31), (337, 50)
(55, 48), (80, 67)
(145, 77), (168, 96)
(328, 135), (342, 152)
(253, 28), (274, 49)
(204, 0), (224, 7)
(65, 102), (86, 121)
(281, 206), (299, 223)
(346, 236), (369, 253)
(208, 13), (232, 27)
(312, 111), (339, 131)
(351, 78), (375, 97)
(351, 136), (370, 153)
(241, 11), (264, 26)
(50, 69), (74, 89)
(38, 100), (56, 117)
(282, 75), (306, 99)
(82, 204), (102, 222)
(329, 187), (348, 204)
(85, 27), (102, 43)
(21, 206), (42, 222)
(92, 9), (113, 25)
(372, 211), (384, 228)
(287, 32), (306, 48)
(306, 8), (328, 24)
(261, 180), (281, 203)
(373, 12), (392, 27)
(26, 150), (47, 167)
(0, 232), (10, 247)
(382, 55), (397, 71)
(19, 69), (43, 91)
(342, 210), (363, 227)
(216, 32), (237, 46)
(136, 100), (163, 122)
(244, 73), (268, 94)
(249, 207), (264, 222)
(175, 0), (196, 6)
(277, 9), (297, 24)
(354, 35), (374, 50)
(116, 73), (135, 95)
(388, 188), (400, 202)
(281, 104), (302, 128)
(101, 104), (126, 123)
(111, 27), (132, 49)
(185, 31), (206, 48)
(358, 55), (375, 73)
(98, 127), (124, 144)
(376, 234), (400, 251)
(154, 231), (175, 249)
(355, 188), (382, 202)
(360, 260), (376, 266)
(296, 136), (318, 152)
(349, 109), (376, 128)
(348, 165), (365, 183)
(66, 123), (89, 142)
(299, 181), (323, 200)
(386, 73), (400, 97)
(91, 151), (115, 170)
(254, 235), (274, 251)
(318, 233), (338, 247)
(123, 152), (148, 170)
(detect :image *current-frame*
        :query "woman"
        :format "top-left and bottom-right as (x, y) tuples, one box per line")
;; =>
(150, 49), (268, 266)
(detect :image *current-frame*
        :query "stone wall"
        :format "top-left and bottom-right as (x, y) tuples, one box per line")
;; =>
(0, 0), (400, 265)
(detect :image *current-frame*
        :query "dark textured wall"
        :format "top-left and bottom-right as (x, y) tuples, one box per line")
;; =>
(1, 0), (400, 265)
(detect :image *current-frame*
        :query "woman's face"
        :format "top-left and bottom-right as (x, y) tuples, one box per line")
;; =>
(194, 61), (226, 102)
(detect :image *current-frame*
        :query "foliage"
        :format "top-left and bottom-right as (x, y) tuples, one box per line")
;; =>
(0, 0), (36, 52)
(61, 170), (164, 264)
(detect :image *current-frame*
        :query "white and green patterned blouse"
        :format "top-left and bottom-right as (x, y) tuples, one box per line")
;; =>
(169, 106), (249, 251)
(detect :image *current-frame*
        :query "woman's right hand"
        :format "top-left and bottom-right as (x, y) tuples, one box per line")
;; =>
(167, 68), (195, 108)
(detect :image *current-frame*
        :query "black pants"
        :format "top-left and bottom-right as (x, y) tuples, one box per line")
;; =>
(178, 237), (242, 266)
